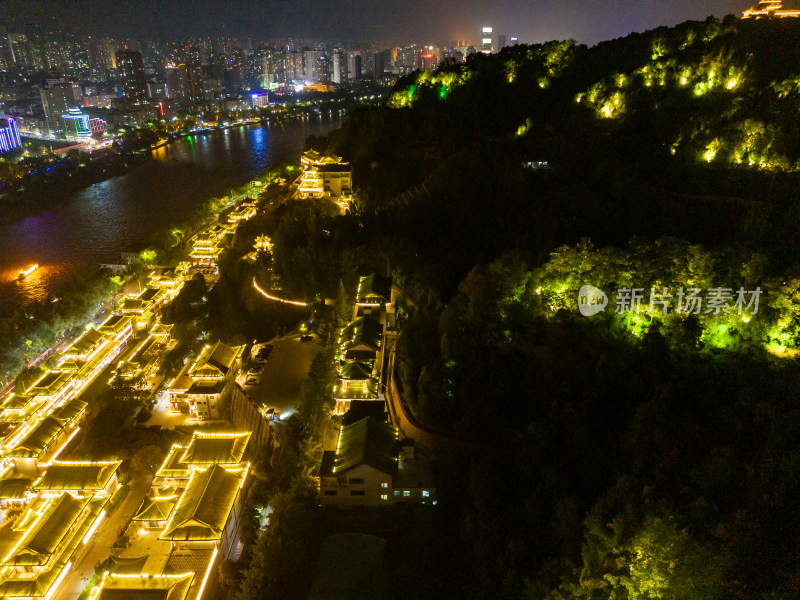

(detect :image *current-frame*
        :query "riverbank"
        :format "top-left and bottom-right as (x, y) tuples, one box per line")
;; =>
(0, 159), (297, 389)
(0, 114), (343, 384)
(0, 149), (150, 206)
(0, 111), (345, 205)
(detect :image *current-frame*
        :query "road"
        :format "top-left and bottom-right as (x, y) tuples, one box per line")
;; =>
(57, 468), (152, 600)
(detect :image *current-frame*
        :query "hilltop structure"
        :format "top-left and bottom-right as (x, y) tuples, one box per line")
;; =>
(743, 0), (800, 18)
(295, 150), (353, 200)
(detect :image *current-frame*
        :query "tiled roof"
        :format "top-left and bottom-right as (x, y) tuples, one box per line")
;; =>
(159, 465), (245, 541)
(333, 417), (397, 475)
(180, 432), (250, 465)
(32, 461), (120, 492)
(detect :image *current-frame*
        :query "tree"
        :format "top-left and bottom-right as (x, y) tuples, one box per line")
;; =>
(129, 445), (163, 475)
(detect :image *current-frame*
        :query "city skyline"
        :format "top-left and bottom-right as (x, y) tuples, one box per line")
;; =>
(7, 0), (753, 45)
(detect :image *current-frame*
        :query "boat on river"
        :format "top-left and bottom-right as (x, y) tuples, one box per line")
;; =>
(16, 264), (38, 280)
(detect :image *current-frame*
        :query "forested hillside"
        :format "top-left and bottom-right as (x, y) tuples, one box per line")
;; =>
(269, 16), (800, 599)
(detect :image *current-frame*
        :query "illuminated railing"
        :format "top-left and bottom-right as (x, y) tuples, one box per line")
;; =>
(252, 278), (308, 307)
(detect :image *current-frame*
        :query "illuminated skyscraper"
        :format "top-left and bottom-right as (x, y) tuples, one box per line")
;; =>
(481, 27), (493, 54)
(0, 116), (22, 153)
(62, 107), (92, 139)
(116, 48), (147, 103)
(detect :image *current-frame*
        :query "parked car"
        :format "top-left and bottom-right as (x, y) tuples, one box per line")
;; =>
(245, 377), (260, 386)
(300, 334), (313, 342)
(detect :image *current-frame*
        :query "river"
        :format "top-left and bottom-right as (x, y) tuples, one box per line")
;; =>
(0, 113), (344, 317)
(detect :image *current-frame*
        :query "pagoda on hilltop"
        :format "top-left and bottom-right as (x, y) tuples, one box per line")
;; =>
(743, 0), (800, 18)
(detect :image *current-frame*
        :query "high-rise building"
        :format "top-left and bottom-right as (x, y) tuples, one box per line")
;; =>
(373, 51), (384, 79)
(115, 49), (147, 103)
(165, 64), (189, 100)
(89, 38), (116, 71)
(287, 50), (304, 81)
(510, 36), (519, 45)
(183, 50), (204, 103)
(417, 50), (436, 71)
(346, 50), (361, 80)
(498, 35), (507, 49)
(0, 115), (22, 154)
(481, 27), (493, 54)
(4, 33), (33, 69)
(147, 81), (167, 100)
(225, 47), (245, 94)
(374, 49), (390, 79)
(332, 51), (344, 84)
(40, 83), (81, 137)
(304, 49), (324, 81)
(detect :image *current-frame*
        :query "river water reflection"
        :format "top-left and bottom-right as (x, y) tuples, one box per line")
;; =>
(0, 114), (343, 316)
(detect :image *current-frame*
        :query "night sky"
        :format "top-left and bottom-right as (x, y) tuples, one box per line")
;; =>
(8, 1), (754, 44)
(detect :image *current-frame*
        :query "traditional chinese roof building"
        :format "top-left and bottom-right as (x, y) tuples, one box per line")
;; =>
(113, 334), (161, 386)
(296, 151), (352, 199)
(132, 493), (178, 527)
(337, 317), (384, 362)
(254, 235), (272, 252)
(31, 460), (121, 497)
(743, 0), (800, 18)
(147, 264), (190, 296)
(333, 360), (380, 414)
(179, 432), (250, 467)
(155, 445), (191, 488)
(319, 417), (436, 509)
(159, 465), (248, 554)
(0, 491), (107, 599)
(227, 202), (257, 224)
(88, 572), (195, 600)
(167, 342), (243, 420)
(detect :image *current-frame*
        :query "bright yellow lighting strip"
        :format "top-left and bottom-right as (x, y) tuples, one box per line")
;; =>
(2, 499), (50, 562)
(196, 547), (218, 600)
(88, 571), (197, 600)
(82, 509), (106, 544)
(39, 426), (81, 467)
(44, 560), (71, 600)
(190, 431), (249, 439)
(252, 278), (308, 307)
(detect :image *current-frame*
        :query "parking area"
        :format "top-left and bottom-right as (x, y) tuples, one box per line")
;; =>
(241, 333), (322, 419)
